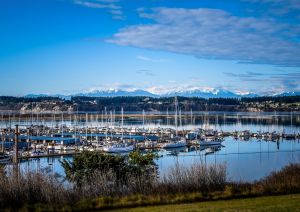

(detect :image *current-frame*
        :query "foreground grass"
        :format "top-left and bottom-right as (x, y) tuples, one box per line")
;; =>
(2, 154), (300, 211)
(112, 194), (300, 212)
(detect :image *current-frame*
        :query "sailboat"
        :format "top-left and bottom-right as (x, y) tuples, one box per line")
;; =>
(162, 97), (186, 149)
(102, 107), (134, 153)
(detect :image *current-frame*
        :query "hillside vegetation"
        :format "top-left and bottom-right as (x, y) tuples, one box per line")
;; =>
(1, 95), (300, 112)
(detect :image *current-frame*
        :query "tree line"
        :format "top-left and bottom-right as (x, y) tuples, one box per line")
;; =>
(0, 95), (299, 112)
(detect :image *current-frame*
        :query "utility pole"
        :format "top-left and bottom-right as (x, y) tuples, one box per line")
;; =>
(1, 129), (5, 153)
(13, 125), (19, 164)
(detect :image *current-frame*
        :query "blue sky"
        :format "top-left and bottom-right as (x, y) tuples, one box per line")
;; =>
(0, 0), (299, 96)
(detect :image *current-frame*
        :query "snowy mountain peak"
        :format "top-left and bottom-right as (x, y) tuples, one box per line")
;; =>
(24, 88), (300, 99)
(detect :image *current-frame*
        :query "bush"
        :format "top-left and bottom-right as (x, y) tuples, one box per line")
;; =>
(157, 162), (226, 194)
(254, 163), (300, 195)
(0, 154), (300, 210)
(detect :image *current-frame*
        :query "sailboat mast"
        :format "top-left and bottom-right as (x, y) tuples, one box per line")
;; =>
(85, 113), (88, 142)
(61, 111), (64, 137)
(175, 97), (178, 137)
(190, 108), (193, 125)
(166, 108), (169, 126)
(142, 109), (145, 129)
(121, 107), (124, 140)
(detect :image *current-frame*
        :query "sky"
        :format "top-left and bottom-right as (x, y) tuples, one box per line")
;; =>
(0, 0), (300, 96)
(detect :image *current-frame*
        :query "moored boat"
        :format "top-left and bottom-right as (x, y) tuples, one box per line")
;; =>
(198, 138), (223, 146)
(162, 137), (186, 149)
(102, 143), (134, 153)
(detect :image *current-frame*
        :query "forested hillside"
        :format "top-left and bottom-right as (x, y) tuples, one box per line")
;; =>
(0, 96), (299, 112)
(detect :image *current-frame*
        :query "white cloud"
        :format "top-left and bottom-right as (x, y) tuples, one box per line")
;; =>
(74, 0), (124, 20)
(243, 0), (300, 9)
(95, 0), (120, 3)
(224, 71), (300, 94)
(136, 69), (155, 76)
(74, 0), (120, 9)
(242, 0), (300, 18)
(136, 55), (166, 62)
(108, 7), (300, 66)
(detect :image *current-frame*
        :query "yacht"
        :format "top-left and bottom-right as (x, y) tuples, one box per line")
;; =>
(102, 143), (134, 153)
(198, 138), (223, 146)
(162, 137), (186, 149)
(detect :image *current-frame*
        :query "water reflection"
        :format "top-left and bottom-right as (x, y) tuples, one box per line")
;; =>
(2, 111), (300, 182)
(14, 137), (300, 182)
(156, 137), (300, 182)
(1, 111), (300, 131)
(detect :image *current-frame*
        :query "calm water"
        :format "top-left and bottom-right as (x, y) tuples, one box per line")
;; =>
(156, 137), (300, 181)
(16, 137), (300, 182)
(2, 111), (300, 134)
(3, 111), (300, 182)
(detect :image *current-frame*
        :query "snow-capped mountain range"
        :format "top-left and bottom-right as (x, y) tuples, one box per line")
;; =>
(76, 89), (158, 98)
(24, 88), (300, 99)
(273, 91), (300, 97)
(161, 89), (257, 98)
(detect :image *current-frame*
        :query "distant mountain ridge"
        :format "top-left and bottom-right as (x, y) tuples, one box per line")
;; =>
(25, 94), (71, 99)
(161, 89), (258, 98)
(273, 92), (300, 97)
(24, 89), (300, 99)
(75, 89), (159, 98)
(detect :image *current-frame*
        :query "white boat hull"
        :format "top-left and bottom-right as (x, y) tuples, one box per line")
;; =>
(162, 141), (186, 149)
(103, 145), (134, 153)
(64, 146), (76, 151)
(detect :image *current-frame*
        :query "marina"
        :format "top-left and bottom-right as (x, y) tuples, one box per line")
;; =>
(13, 137), (300, 182)
(1, 110), (300, 181)
(2, 1), (300, 209)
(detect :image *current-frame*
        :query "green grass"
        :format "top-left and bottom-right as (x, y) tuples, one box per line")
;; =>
(110, 194), (300, 212)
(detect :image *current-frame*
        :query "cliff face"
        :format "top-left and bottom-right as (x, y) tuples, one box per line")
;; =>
(0, 100), (74, 112)
(19, 103), (74, 112)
